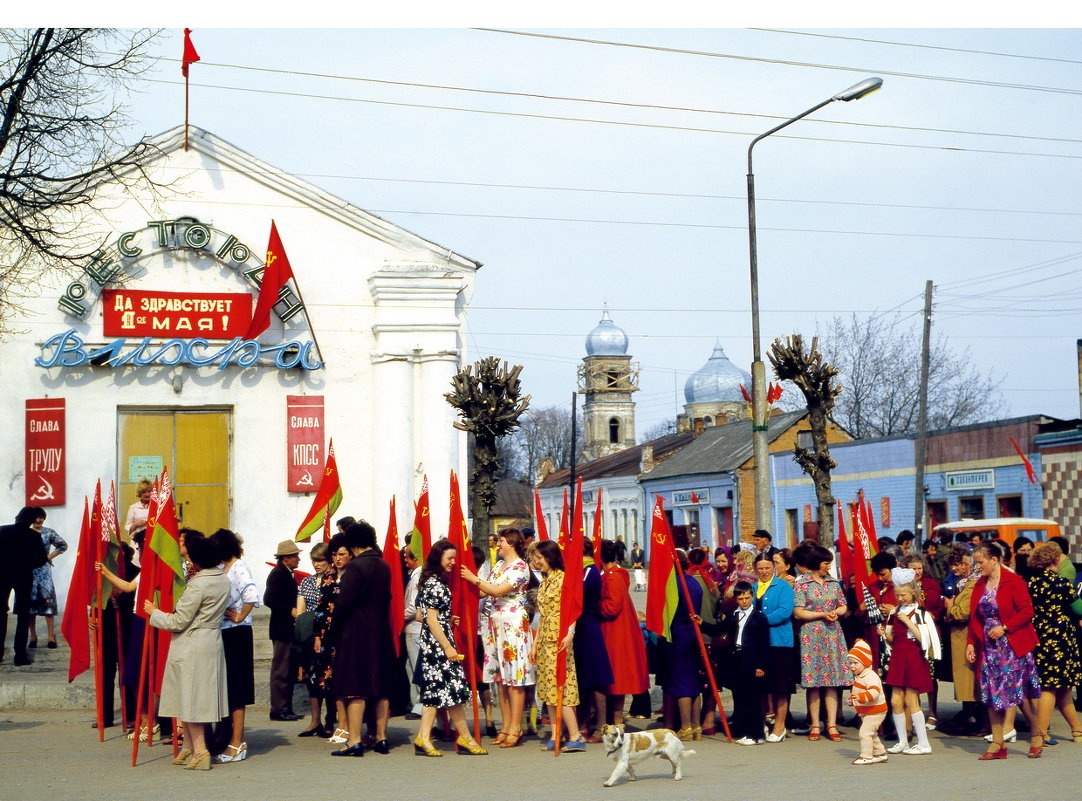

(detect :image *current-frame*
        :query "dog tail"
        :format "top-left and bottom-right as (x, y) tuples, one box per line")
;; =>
(683, 749), (697, 757)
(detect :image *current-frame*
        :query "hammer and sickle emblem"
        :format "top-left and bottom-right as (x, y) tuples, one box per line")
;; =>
(29, 477), (54, 502)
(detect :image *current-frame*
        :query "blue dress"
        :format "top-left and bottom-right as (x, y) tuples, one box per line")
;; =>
(573, 561), (614, 692)
(977, 585), (1041, 710)
(658, 572), (704, 698)
(29, 527), (67, 616)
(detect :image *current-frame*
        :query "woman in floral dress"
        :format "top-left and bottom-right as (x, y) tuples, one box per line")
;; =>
(413, 539), (487, 757)
(461, 528), (535, 748)
(793, 544), (850, 742)
(965, 541), (1042, 759)
(312, 535), (350, 743)
(1024, 542), (1082, 746)
(27, 511), (66, 648)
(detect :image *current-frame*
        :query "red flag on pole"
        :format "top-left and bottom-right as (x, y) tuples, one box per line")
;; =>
(836, 500), (855, 587)
(1009, 436), (1039, 485)
(408, 475), (432, 564)
(557, 488), (569, 547)
(447, 470), (481, 740)
(181, 29), (200, 77)
(246, 220), (296, 340)
(296, 438), (343, 542)
(533, 487), (549, 542)
(644, 496), (679, 640)
(556, 478), (585, 687)
(383, 497), (404, 657)
(591, 486), (604, 560)
(60, 496), (93, 682)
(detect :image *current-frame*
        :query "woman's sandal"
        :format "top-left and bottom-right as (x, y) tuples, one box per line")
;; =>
(499, 732), (523, 748)
(172, 748), (193, 766)
(455, 735), (488, 755)
(413, 736), (442, 757)
(1071, 729), (1082, 744)
(827, 725), (843, 742)
(808, 725), (821, 741)
(490, 731), (508, 745)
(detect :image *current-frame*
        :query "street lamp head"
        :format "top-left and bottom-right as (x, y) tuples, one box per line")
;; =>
(833, 77), (883, 102)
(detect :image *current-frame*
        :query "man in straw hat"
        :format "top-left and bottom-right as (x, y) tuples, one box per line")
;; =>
(265, 540), (302, 721)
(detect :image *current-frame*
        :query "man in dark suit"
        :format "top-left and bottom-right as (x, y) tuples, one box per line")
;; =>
(264, 539), (302, 721)
(0, 506), (49, 665)
(752, 529), (779, 562)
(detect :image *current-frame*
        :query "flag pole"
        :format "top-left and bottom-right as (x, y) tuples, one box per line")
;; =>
(184, 70), (190, 151)
(672, 550), (733, 743)
(93, 526), (105, 741)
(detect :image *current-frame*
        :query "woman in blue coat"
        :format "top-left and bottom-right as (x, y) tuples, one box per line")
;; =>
(754, 554), (796, 742)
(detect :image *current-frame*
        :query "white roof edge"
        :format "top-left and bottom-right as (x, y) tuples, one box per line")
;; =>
(114, 125), (482, 272)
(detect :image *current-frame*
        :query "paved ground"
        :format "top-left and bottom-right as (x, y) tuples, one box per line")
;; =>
(1, 705), (1078, 801)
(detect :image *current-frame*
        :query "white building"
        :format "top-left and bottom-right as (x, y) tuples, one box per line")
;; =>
(2, 126), (480, 595)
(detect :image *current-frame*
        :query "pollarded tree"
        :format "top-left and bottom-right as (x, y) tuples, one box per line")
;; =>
(768, 334), (841, 549)
(445, 357), (531, 544)
(0, 28), (158, 332)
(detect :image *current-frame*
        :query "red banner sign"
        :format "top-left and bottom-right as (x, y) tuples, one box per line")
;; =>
(880, 497), (891, 528)
(287, 396), (325, 493)
(102, 289), (252, 339)
(25, 399), (65, 506)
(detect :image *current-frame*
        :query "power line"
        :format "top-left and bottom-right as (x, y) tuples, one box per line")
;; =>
(154, 164), (1082, 219)
(749, 29), (1082, 67)
(148, 78), (1082, 162)
(170, 56), (1082, 147)
(474, 29), (1082, 97)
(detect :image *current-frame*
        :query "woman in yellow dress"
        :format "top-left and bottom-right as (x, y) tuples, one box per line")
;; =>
(528, 540), (587, 753)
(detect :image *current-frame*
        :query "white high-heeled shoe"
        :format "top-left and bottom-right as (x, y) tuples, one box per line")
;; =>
(765, 730), (787, 743)
(983, 729), (1017, 743)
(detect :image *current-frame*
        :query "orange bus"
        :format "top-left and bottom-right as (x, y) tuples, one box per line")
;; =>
(932, 518), (1061, 548)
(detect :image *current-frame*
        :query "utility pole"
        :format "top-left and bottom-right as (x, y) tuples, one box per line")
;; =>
(913, 280), (934, 542)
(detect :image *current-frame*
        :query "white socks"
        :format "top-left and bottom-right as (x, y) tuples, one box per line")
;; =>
(892, 712), (909, 747)
(910, 711), (930, 750)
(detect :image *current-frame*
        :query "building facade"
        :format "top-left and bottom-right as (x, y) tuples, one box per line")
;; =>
(6, 126), (479, 596)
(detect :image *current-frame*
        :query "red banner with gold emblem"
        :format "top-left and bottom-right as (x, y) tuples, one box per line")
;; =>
(25, 398), (65, 506)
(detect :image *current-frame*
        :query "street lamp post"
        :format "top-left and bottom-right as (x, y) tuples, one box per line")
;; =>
(746, 77), (883, 534)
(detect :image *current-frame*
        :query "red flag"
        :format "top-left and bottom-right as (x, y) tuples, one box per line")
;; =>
(557, 488), (569, 548)
(447, 471), (479, 637)
(296, 439), (343, 542)
(60, 497), (93, 682)
(591, 486), (604, 561)
(644, 496), (679, 640)
(533, 487), (549, 542)
(863, 496), (879, 546)
(408, 475), (432, 563)
(181, 29), (201, 77)
(1009, 437), (1038, 485)
(836, 499), (855, 587)
(383, 497), (404, 657)
(246, 220), (296, 340)
(767, 382), (784, 405)
(556, 478), (585, 686)
(739, 383), (752, 404)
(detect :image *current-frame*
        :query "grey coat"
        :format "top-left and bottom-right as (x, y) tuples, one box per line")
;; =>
(150, 567), (230, 722)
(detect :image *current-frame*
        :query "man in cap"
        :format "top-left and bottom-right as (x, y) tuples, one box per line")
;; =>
(264, 539), (302, 721)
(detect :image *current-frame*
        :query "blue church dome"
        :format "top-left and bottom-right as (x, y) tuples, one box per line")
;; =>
(585, 309), (628, 356)
(684, 343), (751, 404)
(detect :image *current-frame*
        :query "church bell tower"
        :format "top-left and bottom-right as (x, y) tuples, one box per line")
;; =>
(579, 309), (638, 461)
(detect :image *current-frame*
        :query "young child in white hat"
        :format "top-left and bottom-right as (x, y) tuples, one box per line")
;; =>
(846, 638), (889, 765)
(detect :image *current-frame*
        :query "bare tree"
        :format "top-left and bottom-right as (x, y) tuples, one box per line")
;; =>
(506, 405), (583, 484)
(638, 418), (677, 443)
(769, 334), (841, 549)
(446, 357), (531, 544)
(821, 313), (1001, 439)
(0, 28), (158, 331)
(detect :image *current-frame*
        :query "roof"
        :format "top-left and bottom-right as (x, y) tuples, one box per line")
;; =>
(643, 409), (808, 480)
(491, 478), (533, 518)
(537, 430), (697, 488)
(109, 125), (482, 271)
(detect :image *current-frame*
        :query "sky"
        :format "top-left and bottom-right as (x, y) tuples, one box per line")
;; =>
(24, 13), (1082, 438)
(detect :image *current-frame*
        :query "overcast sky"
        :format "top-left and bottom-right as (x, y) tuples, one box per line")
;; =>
(81, 19), (1082, 435)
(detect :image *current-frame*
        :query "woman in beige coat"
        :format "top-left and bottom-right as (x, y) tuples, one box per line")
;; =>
(941, 547), (983, 735)
(146, 531), (230, 770)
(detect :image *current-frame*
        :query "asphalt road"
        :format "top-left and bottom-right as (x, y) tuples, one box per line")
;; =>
(0, 708), (1075, 801)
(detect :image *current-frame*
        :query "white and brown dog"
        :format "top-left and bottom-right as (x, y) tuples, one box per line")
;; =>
(600, 724), (696, 787)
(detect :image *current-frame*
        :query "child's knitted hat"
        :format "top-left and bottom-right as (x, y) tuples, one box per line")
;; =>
(848, 638), (873, 669)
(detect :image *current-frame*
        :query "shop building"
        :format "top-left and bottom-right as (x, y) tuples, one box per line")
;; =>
(4, 126), (480, 594)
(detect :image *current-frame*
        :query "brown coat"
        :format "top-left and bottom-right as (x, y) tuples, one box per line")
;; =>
(943, 578), (976, 702)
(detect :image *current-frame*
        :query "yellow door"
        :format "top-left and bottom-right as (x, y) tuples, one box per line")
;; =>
(118, 409), (231, 536)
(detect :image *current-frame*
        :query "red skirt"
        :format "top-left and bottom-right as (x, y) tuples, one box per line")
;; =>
(885, 629), (933, 693)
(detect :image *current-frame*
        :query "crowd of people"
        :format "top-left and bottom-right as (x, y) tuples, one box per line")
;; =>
(5, 492), (1082, 772)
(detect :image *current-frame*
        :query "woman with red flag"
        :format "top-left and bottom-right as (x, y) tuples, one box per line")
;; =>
(528, 540), (587, 752)
(598, 538), (648, 729)
(657, 548), (705, 741)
